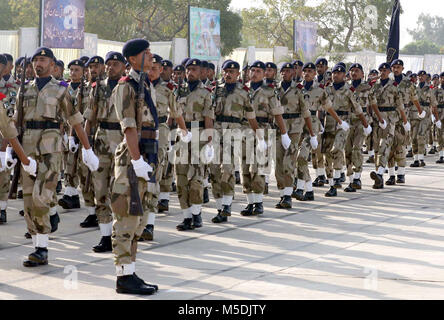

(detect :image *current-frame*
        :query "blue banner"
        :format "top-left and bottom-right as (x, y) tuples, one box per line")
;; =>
(386, 0), (400, 63)
(189, 6), (221, 61)
(293, 20), (317, 61)
(42, 0), (85, 49)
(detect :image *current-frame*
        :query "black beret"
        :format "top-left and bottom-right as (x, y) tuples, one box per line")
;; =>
(440, 72), (444, 78)
(292, 60), (304, 67)
(185, 58), (201, 68)
(0, 54), (7, 66)
(222, 61), (240, 70)
(390, 59), (404, 67)
(80, 56), (89, 64)
(105, 51), (126, 64)
(68, 59), (84, 68)
(161, 60), (173, 68)
(32, 47), (54, 61)
(369, 69), (379, 75)
(208, 62), (215, 71)
(242, 64), (249, 71)
(265, 62), (277, 69)
(15, 57), (24, 66)
(181, 58), (190, 66)
(332, 64), (346, 73)
(378, 62), (391, 70)
(151, 54), (163, 64)
(86, 56), (104, 66)
(337, 62), (346, 69)
(432, 74), (439, 79)
(315, 58), (328, 66)
(417, 70), (427, 76)
(174, 65), (185, 72)
(3, 53), (13, 62)
(122, 38), (150, 59)
(302, 62), (316, 70)
(251, 61), (266, 70)
(201, 60), (209, 68)
(56, 60), (65, 68)
(410, 73), (417, 78)
(427, 73), (431, 78)
(349, 63), (363, 72)
(280, 62), (294, 71)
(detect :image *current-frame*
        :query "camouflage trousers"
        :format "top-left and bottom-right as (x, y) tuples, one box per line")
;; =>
(366, 116), (380, 153)
(345, 122), (365, 177)
(111, 145), (157, 266)
(388, 122), (407, 168)
(79, 157), (95, 207)
(92, 152), (114, 224)
(64, 149), (79, 188)
(298, 119), (322, 182)
(23, 152), (62, 235)
(323, 129), (347, 179)
(438, 118), (444, 151)
(410, 107), (432, 155)
(0, 169), (10, 202)
(311, 132), (325, 170)
(376, 122), (396, 169)
(158, 125), (174, 193)
(275, 133), (302, 190)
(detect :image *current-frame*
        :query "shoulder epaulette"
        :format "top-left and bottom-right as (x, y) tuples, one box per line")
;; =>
(369, 80), (377, 87)
(59, 81), (69, 88)
(205, 87), (212, 93)
(0, 93), (6, 101)
(296, 83), (303, 89)
(166, 82), (175, 91)
(118, 76), (130, 84)
(91, 82), (97, 88)
(350, 87), (355, 92)
(268, 83), (275, 89)
(393, 81), (399, 87)
(243, 85), (250, 92)
(5, 83), (13, 88)
(319, 84), (325, 89)
(430, 85), (434, 89)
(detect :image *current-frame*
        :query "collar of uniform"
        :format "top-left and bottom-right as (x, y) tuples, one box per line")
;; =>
(128, 68), (147, 83)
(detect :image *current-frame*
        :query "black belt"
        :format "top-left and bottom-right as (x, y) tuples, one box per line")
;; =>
(310, 110), (317, 116)
(282, 113), (301, 119)
(420, 102), (430, 107)
(336, 111), (349, 116)
(362, 107), (367, 113)
(99, 122), (121, 130)
(379, 107), (396, 112)
(26, 121), (60, 130)
(256, 117), (272, 124)
(216, 115), (242, 123)
(185, 121), (205, 129)
(158, 116), (168, 123)
(438, 104), (444, 109)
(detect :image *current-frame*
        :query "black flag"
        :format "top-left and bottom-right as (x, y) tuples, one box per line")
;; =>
(386, 0), (401, 63)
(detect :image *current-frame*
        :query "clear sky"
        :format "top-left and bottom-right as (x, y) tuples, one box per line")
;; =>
(229, 0), (444, 48)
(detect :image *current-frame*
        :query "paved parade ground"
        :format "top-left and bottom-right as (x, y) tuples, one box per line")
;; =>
(0, 155), (443, 300)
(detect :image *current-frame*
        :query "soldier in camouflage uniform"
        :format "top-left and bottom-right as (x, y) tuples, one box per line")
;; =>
(292, 60), (304, 83)
(111, 39), (160, 295)
(323, 64), (372, 197)
(274, 62), (317, 209)
(240, 60), (289, 216)
(82, 52), (127, 252)
(209, 60), (260, 223)
(434, 72), (444, 164)
(365, 69), (380, 164)
(147, 54), (190, 236)
(344, 63), (373, 192)
(14, 47), (98, 268)
(174, 58), (214, 231)
(160, 60), (173, 82)
(294, 62), (345, 201)
(368, 62), (410, 189)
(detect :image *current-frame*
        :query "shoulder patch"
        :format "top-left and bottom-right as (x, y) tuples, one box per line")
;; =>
(0, 93), (6, 101)
(91, 82), (97, 88)
(118, 76), (130, 84)
(243, 85), (250, 92)
(296, 83), (303, 89)
(206, 87), (212, 93)
(369, 80), (377, 87)
(393, 82), (398, 87)
(268, 83), (275, 89)
(59, 81), (69, 88)
(430, 85), (434, 89)
(319, 84), (325, 89)
(349, 87), (355, 92)
(5, 83), (13, 88)
(166, 82), (175, 91)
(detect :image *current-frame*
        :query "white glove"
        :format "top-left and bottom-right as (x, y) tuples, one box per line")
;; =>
(68, 136), (79, 153)
(5, 146), (17, 170)
(339, 121), (350, 132)
(431, 114), (436, 123)
(363, 125), (372, 136)
(281, 133), (291, 150)
(130, 156), (153, 181)
(418, 110), (426, 119)
(379, 119), (387, 130)
(319, 124), (325, 135)
(310, 135), (318, 149)
(257, 138), (267, 152)
(0, 151), (6, 172)
(403, 121), (411, 132)
(203, 144), (214, 163)
(82, 148), (99, 172)
(180, 130), (192, 143)
(63, 133), (68, 146)
(22, 157), (37, 177)
(436, 120), (442, 129)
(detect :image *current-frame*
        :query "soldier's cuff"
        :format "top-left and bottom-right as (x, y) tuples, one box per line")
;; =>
(2, 125), (18, 140)
(271, 106), (284, 116)
(245, 111), (256, 120)
(67, 112), (84, 127)
(121, 118), (137, 132)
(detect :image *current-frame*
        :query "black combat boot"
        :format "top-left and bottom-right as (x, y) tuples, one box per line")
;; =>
(410, 160), (420, 167)
(140, 225), (154, 241)
(396, 175), (405, 184)
(420, 160), (426, 167)
(133, 273), (159, 291)
(351, 179), (362, 190)
(264, 183), (269, 195)
(406, 150), (413, 158)
(253, 202), (264, 215)
(212, 210), (227, 223)
(116, 274), (156, 295)
(56, 181), (62, 194)
(370, 171), (384, 189)
(0, 210), (6, 224)
(279, 196), (292, 209)
(176, 218), (194, 231)
(17, 189), (23, 199)
(312, 176), (324, 187)
(157, 199), (169, 213)
(339, 172), (346, 183)
(302, 191), (315, 201)
(171, 182), (177, 192)
(292, 189), (304, 201)
(385, 176), (396, 186)
(23, 248), (48, 267)
(366, 155), (375, 164)
(203, 187), (209, 204)
(240, 204), (254, 216)
(333, 178), (342, 189)
(19, 210), (24, 216)
(344, 183), (356, 192)
(221, 205), (231, 217)
(436, 157), (444, 164)
(58, 195), (80, 209)
(325, 187), (337, 197)
(192, 213), (203, 228)
(93, 236), (112, 252)
(50, 212), (60, 233)
(24, 232), (31, 239)
(275, 197), (284, 208)
(428, 147), (436, 155)
(80, 214), (98, 228)
(235, 171), (241, 185)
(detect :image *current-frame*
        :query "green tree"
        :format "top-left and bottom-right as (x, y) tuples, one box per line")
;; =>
(0, 0), (14, 30)
(401, 40), (441, 55)
(9, 0), (39, 28)
(408, 13), (444, 47)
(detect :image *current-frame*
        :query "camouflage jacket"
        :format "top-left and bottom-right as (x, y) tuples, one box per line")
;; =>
(0, 93), (18, 140)
(153, 79), (181, 122)
(369, 79), (403, 123)
(177, 81), (214, 124)
(395, 75), (418, 112)
(350, 81), (372, 123)
(248, 82), (283, 129)
(434, 86), (444, 119)
(277, 81), (310, 134)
